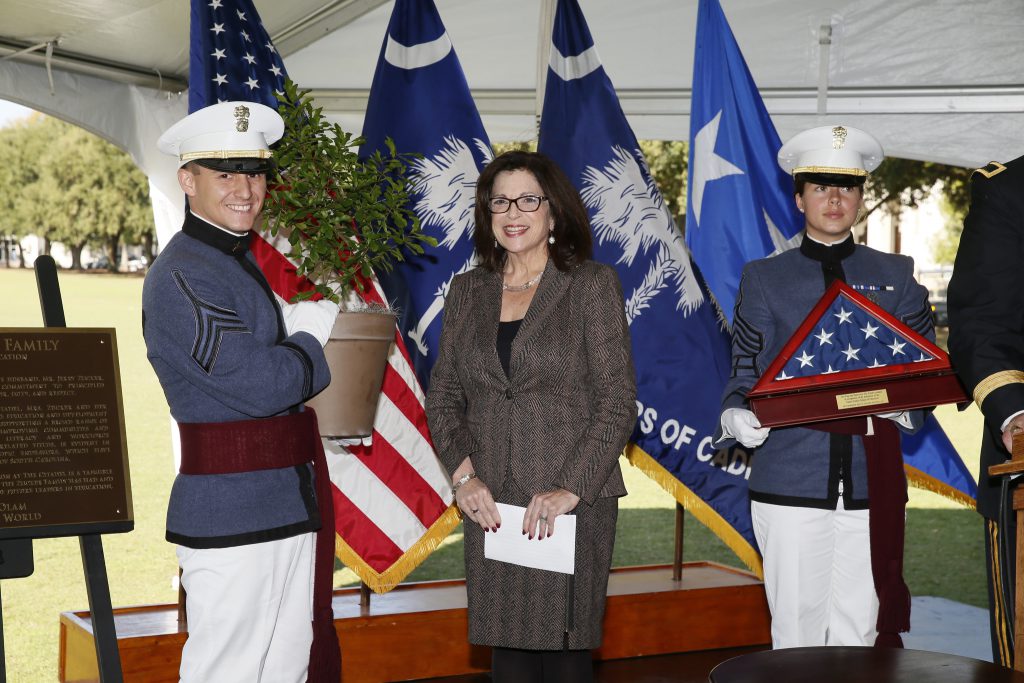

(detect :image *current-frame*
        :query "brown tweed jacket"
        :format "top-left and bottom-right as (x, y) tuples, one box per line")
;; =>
(426, 258), (637, 649)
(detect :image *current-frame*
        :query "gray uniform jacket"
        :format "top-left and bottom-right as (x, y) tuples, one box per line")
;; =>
(426, 259), (637, 650)
(720, 237), (934, 510)
(142, 212), (331, 548)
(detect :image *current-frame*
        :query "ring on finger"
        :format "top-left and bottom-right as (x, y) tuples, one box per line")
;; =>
(540, 514), (548, 521)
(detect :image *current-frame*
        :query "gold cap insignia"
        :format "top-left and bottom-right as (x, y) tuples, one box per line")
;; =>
(832, 126), (847, 150)
(234, 105), (250, 133)
(973, 161), (1007, 179)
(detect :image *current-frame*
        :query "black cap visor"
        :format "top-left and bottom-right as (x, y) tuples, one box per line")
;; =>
(795, 171), (867, 188)
(193, 157), (275, 174)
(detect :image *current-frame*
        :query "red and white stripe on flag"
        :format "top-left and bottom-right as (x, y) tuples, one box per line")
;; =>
(250, 230), (459, 593)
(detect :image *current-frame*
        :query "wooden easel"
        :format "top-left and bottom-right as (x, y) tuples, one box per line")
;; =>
(987, 431), (1024, 672)
(0, 256), (132, 682)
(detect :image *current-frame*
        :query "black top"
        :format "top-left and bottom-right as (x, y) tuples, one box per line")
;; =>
(497, 319), (523, 378)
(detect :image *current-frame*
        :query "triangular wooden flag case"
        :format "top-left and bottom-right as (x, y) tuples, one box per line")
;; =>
(747, 281), (967, 428)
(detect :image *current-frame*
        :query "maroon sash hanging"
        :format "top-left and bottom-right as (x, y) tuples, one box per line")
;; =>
(178, 409), (341, 680)
(808, 416), (910, 648)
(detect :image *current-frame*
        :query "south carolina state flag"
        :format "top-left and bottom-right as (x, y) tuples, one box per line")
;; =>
(685, 0), (975, 505)
(359, 0), (491, 392)
(538, 0), (760, 572)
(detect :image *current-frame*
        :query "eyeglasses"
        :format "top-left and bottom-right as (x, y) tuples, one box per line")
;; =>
(487, 194), (548, 214)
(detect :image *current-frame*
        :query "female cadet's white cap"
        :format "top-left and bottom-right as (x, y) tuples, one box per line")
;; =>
(777, 125), (884, 179)
(157, 101), (284, 172)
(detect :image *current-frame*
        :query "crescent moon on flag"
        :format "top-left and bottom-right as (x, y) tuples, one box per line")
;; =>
(384, 32), (452, 70)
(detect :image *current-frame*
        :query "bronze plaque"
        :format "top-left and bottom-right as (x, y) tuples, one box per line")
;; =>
(0, 328), (133, 538)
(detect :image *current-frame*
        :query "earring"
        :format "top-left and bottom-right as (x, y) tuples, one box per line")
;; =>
(494, 238), (498, 248)
(548, 233), (555, 245)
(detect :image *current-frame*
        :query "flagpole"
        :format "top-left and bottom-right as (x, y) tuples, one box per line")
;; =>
(534, 0), (556, 138)
(672, 503), (685, 581)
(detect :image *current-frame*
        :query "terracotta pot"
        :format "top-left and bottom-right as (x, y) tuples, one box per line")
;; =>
(306, 310), (397, 438)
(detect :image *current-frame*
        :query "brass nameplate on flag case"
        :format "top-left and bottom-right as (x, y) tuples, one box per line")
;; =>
(836, 388), (889, 410)
(0, 328), (132, 538)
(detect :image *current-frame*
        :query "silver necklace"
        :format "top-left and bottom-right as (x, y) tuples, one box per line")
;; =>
(502, 271), (544, 292)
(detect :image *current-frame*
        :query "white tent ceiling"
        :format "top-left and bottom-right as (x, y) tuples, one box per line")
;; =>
(2, 0), (1022, 245)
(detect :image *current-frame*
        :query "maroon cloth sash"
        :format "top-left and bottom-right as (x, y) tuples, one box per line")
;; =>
(808, 416), (910, 648)
(176, 409), (341, 680)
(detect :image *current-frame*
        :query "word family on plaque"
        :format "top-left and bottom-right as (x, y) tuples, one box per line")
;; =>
(0, 328), (133, 538)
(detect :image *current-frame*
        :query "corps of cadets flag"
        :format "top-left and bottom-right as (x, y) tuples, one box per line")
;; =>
(189, 0), (459, 592)
(684, 0), (975, 504)
(537, 0), (761, 572)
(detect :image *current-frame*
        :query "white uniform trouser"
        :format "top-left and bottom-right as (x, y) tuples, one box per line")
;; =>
(177, 532), (315, 683)
(751, 499), (878, 649)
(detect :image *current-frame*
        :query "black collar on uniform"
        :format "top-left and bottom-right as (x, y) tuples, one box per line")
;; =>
(181, 211), (252, 256)
(799, 233), (855, 263)
(799, 234), (855, 286)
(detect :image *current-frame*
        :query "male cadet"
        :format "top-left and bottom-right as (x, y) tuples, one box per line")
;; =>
(948, 154), (1024, 668)
(143, 101), (340, 682)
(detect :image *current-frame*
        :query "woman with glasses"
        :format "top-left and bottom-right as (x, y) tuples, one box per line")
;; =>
(426, 151), (636, 682)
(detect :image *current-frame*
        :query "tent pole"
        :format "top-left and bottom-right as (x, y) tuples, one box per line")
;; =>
(535, 0), (557, 138)
(816, 23), (832, 116)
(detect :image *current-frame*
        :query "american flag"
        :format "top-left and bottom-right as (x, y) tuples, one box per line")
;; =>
(776, 293), (934, 381)
(189, 0), (458, 592)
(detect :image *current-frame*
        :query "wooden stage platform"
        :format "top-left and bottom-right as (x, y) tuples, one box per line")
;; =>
(59, 562), (770, 683)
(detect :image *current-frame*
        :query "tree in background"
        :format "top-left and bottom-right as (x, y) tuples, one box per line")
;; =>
(0, 115), (53, 267)
(863, 158), (972, 263)
(0, 115), (154, 270)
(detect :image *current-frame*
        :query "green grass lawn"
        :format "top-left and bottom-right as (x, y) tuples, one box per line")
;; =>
(0, 267), (988, 680)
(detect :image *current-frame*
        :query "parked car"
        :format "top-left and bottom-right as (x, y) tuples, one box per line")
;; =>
(85, 255), (110, 270)
(918, 267), (952, 328)
(931, 297), (948, 327)
(125, 255), (148, 272)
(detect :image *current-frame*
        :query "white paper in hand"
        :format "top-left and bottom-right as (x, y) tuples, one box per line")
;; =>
(483, 503), (576, 575)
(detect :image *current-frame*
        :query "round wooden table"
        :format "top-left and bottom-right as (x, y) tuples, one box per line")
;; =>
(709, 647), (1024, 683)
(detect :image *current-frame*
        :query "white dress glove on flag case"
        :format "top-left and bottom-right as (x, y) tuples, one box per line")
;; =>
(720, 408), (771, 448)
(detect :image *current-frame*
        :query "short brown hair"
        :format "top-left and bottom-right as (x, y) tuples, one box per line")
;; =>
(473, 151), (592, 272)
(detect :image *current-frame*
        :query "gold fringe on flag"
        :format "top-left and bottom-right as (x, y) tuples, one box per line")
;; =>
(334, 504), (463, 594)
(905, 464), (976, 509)
(625, 444), (764, 578)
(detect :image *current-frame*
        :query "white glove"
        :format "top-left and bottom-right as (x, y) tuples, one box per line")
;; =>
(876, 411), (913, 429)
(278, 296), (340, 347)
(721, 408), (770, 448)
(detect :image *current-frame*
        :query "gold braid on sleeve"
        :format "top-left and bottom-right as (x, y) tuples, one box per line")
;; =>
(974, 370), (1024, 406)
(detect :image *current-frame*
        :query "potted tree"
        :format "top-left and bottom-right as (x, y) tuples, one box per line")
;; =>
(264, 80), (434, 437)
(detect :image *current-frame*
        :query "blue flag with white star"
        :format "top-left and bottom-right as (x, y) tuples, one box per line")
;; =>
(358, 0), (490, 390)
(189, 0), (287, 112)
(538, 0), (760, 571)
(686, 0), (975, 504)
(684, 0), (802, 324)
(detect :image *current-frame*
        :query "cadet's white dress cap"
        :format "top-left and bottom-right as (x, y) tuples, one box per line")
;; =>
(157, 101), (284, 171)
(778, 125), (884, 178)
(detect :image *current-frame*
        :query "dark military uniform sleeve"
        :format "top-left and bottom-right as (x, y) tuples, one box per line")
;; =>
(948, 159), (1024, 434)
(948, 157), (1024, 519)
